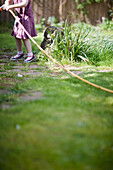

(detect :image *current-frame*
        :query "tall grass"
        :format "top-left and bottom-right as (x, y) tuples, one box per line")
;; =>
(50, 23), (92, 64)
(43, 23), (113, 66)
(84, 29), (113, 65)
(98, 19), (113, 31)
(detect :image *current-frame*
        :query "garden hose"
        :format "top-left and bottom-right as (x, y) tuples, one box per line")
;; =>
(4, 9), (113, 94)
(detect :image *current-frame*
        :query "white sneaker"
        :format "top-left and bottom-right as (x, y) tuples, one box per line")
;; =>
(10, 53), (24, 61)
(24, 55), (35, 63)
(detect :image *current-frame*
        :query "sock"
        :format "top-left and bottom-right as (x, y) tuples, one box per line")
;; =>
(17, 51), (23, 55)
(28, 52), (33, 57)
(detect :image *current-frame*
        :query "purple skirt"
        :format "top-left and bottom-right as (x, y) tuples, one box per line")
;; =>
(11, 1), (37, 39)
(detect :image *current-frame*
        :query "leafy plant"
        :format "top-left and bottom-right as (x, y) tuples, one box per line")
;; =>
(41, 22), (113, 66)
(50, 23), (92, 64)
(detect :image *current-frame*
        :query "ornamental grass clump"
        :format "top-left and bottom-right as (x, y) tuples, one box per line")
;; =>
(51, 23), (113, 65)
(39, 22), (113, 65)
(51, 23), (92, 64)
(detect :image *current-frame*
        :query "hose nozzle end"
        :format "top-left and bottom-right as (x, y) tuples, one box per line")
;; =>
(0, 5), (5, 11)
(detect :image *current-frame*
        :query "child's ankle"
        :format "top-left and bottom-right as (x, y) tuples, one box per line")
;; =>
(17, 51), (23, 55)
(27, 52), (33, 57)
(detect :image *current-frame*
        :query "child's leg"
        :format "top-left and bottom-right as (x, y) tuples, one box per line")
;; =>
(15, 38), (23, 53)
(23, 39), (35, 63)
(10, 38), (24, 60)
(23, 39), (32, 54)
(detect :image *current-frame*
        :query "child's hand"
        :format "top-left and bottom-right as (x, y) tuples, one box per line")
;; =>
(3, 4), (8, 10)
(6, 6), (11, 11)
(4, 4), (11, 11)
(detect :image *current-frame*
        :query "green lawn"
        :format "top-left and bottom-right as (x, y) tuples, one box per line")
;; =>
(0, 26), (113, 170)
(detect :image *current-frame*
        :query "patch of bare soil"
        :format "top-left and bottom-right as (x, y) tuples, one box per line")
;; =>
(96, 70), (113, 72)
(20, 91), (43, 101)
(0, 89), (11, 94)
(1, 91), (43, 110)
(22, 70), (42, 76)
(0, 55), (10, 62)
(5, 69), (42, 76)
(1, 103), (13, 110)
(12, 65), (25, 69)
